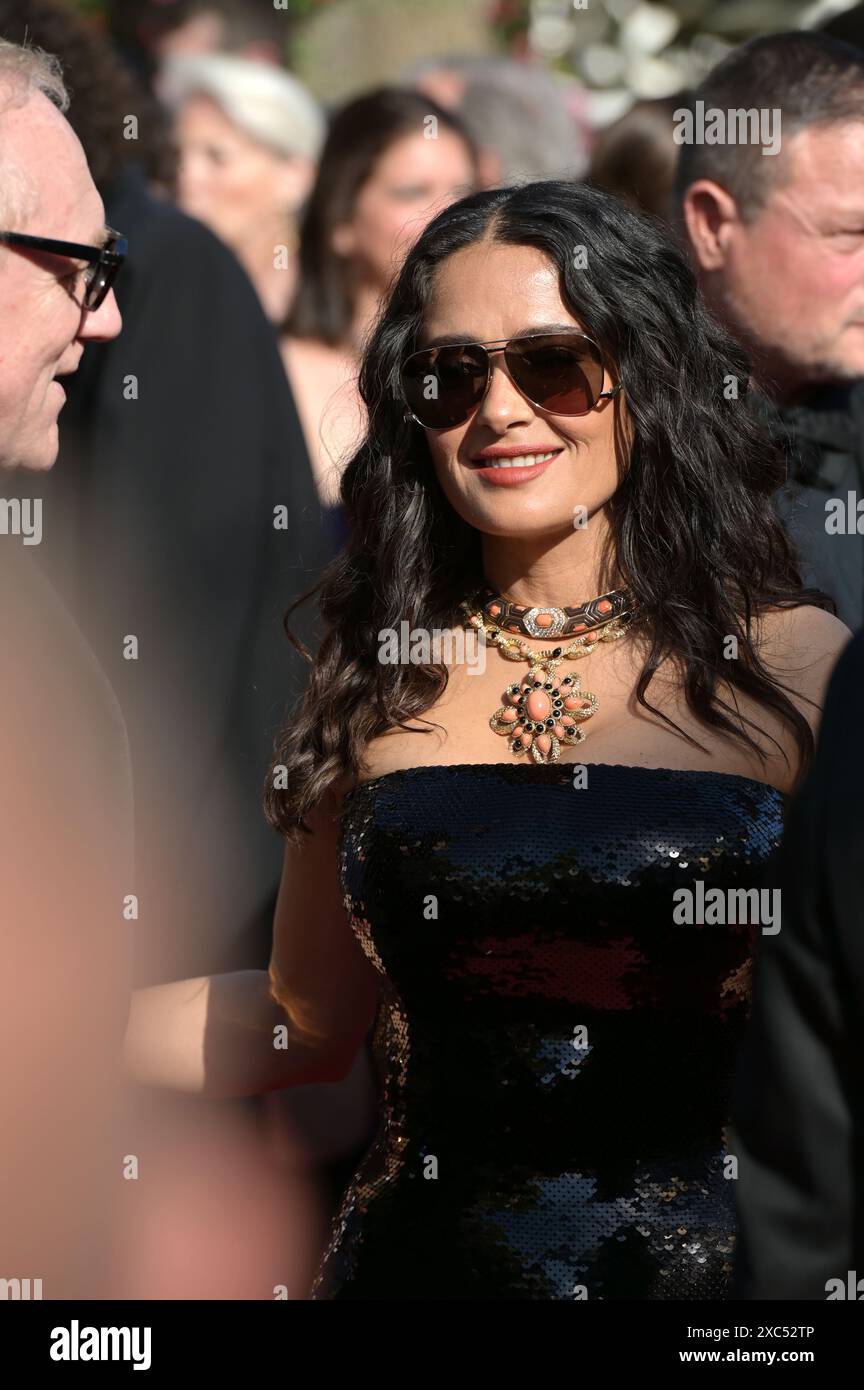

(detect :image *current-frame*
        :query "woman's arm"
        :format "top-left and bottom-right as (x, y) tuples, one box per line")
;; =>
(123, 784), (381, 1098)
(123, 969), (329, 1097)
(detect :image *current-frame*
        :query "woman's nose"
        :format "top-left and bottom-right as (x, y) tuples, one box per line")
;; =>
(474, 353), (531, 425)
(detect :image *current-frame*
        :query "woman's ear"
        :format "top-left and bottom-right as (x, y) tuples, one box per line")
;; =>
(331, 222), (356, 258)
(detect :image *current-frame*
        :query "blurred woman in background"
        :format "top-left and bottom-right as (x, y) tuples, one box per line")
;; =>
(281, 86), (478, 535)
(587, 95), (684, 223)
(164, 51), (325, 320)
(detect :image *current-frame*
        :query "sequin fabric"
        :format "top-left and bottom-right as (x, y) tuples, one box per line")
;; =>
(309, 762), (785, 1300)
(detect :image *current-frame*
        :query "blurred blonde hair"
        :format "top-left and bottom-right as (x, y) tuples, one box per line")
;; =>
(161, 51), (324, 161)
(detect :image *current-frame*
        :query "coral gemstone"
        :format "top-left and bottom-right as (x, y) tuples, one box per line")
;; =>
(525, 690), (551, 721)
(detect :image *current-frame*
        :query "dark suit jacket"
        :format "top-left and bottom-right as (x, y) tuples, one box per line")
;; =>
(758, 381), (864, 630)
(731, 627), (864, 1298)
(32, 166), (334, 983)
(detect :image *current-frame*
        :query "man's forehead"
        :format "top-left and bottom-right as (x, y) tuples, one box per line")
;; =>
(0, 86), (70, 144)
(2, 92), (86, 176)
(20, 175), (105, 245)
(783, 120), (864, 181)
(0, 97), (105, 241)
(759, 123), (864, 222)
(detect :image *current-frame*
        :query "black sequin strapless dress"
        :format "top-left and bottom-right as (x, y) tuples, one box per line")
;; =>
(309, 762), (785, 1301)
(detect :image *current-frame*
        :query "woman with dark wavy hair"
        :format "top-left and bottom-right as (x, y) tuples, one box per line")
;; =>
(126, 179), (850, 1300)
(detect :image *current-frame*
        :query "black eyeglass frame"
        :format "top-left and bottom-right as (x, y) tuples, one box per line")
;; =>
(0, 226), (127, 309)
(400, 330), (624, 429)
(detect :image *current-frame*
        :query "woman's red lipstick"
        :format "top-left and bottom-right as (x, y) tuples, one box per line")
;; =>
(468, 445), (563, 486)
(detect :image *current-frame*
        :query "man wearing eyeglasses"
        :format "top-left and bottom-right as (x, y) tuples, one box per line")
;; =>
(677, 31), (864, 633)
(0, 38), (132, 1296)
(0, 38), (122, 473)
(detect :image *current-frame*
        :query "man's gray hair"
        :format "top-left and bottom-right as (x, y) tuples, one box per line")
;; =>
(0, 38), (69, 228)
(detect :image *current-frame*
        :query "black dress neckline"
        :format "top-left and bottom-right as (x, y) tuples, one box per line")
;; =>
(347, 760), (786, 802)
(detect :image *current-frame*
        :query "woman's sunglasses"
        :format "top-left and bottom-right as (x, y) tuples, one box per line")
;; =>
(400, 330), (622, 430)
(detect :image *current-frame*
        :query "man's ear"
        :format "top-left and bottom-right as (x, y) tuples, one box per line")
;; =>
(681, 178), (740, 272)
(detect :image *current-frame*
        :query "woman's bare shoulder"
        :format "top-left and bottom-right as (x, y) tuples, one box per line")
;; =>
(753, 603), (852, 724)
(321, 753), (409, 804)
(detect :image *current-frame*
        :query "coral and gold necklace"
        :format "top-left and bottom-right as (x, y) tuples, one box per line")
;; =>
(459, 586), (637, 765)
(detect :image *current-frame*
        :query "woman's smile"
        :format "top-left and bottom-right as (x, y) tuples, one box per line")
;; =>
(467, 444), (564, 485)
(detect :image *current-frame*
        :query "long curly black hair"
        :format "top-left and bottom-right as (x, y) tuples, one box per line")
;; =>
(265, 179), (832, 842)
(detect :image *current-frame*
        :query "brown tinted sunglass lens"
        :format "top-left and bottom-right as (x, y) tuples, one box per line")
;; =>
(505, 335), (605, 415)
(402, 345), (489, 428)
